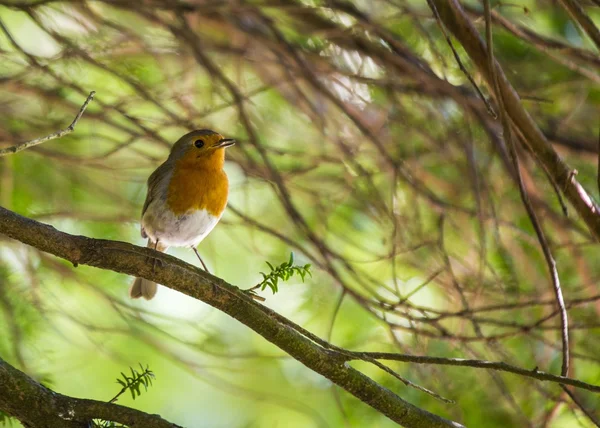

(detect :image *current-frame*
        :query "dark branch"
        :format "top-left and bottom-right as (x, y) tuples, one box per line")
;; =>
(0, 356), (180, 428)
(429, 0), (600, 241)
(342, 352), (600, 394)
(0, 206), (463, 428)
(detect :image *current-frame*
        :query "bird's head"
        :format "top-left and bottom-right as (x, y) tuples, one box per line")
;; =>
(170, 129), (235, 168)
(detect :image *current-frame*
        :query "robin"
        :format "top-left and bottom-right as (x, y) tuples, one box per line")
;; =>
(130, 129), (235, 300)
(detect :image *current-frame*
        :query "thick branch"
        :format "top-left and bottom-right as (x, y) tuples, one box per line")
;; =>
(0, 206), (463, 428)
(429, 0), (600, 241)
(0, 356), (180, 428)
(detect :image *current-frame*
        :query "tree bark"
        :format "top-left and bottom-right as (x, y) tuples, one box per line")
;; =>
(0, 206), (463, 428)
(0, 356), (180, 428)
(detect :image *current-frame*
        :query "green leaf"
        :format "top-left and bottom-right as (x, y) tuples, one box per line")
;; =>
(253, 253), (312, 295)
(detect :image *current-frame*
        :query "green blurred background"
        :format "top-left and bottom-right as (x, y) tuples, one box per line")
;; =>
(1, 0), (599, 426)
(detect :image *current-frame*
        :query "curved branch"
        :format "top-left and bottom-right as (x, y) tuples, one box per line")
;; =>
(463, 4), (600, 69)
(0, 356), (180, 428)
(0, 206), (463, 428)
(342, 352), (600, 394)
(429, 0), (600, 241)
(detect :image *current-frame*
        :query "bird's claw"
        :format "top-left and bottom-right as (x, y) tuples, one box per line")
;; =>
(151, 257), (164, 273)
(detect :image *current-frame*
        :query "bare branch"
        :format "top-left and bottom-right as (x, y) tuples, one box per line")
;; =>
(0, 356), (180, 428)
(557, 0), (600, 51)
(479, 0), (570, 377)
(429, 0), (600, 241)
(342, 352), (600, 394)
(0, 91), (95, 157)
(426, 0), (496, 118)
(0, 206), (463, 428)
(561, 386), (600, 426)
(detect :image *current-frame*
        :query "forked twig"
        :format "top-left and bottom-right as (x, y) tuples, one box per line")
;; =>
(427, 0), (497, 118)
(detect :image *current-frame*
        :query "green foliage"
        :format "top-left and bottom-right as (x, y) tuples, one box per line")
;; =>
(90, 365), (155, 428)
(92, 421), (126, 428)
(0, 410), (15, 427)
(111, 364), (155, 403)
(1, 1), (599, 426)
(257, 253), (312, 294)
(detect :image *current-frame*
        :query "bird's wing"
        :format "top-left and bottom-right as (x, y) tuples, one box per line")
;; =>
(140, 160), (171, 237)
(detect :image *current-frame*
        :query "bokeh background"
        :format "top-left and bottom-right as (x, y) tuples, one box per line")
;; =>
(1, 0), (599, 427)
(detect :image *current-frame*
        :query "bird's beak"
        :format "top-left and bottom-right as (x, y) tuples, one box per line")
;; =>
(214, 138), (236, 148)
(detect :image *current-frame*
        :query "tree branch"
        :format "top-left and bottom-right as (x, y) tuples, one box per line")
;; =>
(0, 91), (95, 157)
(429, 0), (600, 241)
(4, 206), (599, 426)
(0, 355), (181, 428)
(342, 352), (600, 394)
(0, 206), (463, 428)
(557, 0), (600, 51)
(481, 0), (569, 377)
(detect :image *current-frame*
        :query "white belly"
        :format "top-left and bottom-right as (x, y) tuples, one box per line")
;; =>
(142, 205), (220, 248)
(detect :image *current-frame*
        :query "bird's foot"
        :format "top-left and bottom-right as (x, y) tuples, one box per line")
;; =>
(151, 257), (164, 273)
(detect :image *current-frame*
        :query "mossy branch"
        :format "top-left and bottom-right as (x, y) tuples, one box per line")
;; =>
(0, 206), (462, 428)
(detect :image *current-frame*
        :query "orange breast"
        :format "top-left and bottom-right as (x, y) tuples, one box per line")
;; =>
(167, 163), (229, 217)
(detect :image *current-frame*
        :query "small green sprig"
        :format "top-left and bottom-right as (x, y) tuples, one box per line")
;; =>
(92, 421), (126, 428)
(109, 364), (155, 403)
(256, 252), (312, 294)
(91, 364), (155, 427)
(0, 410), (14, 427)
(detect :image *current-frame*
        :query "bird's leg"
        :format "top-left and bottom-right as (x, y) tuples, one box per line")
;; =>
(152, 239), (161, 273)
(192, 247), (210, 273)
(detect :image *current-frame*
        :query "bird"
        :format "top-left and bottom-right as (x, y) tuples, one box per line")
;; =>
(130, 129), (235, 300)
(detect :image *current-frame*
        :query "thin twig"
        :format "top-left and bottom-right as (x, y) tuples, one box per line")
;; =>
(366, 357), (455, 404)
(0, 91), (95, 157)
(557, 0), (600, 51)
(343, 351), (600, 394)
(426, 0), (497, 118)
(430, 0), (600, 239)
(327, 289), (346, 341)
(561, 385), (600, 427)
(541, 161), (569, 217)
(482, 0), (569, 377)
(259, 289), (454, 403)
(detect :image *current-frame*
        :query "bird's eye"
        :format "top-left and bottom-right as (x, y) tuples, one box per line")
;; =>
(194, 139), (205, 148)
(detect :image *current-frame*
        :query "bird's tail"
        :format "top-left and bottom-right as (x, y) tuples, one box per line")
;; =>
(129, 277), (157, 300)
(129, 239), (168, 300)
